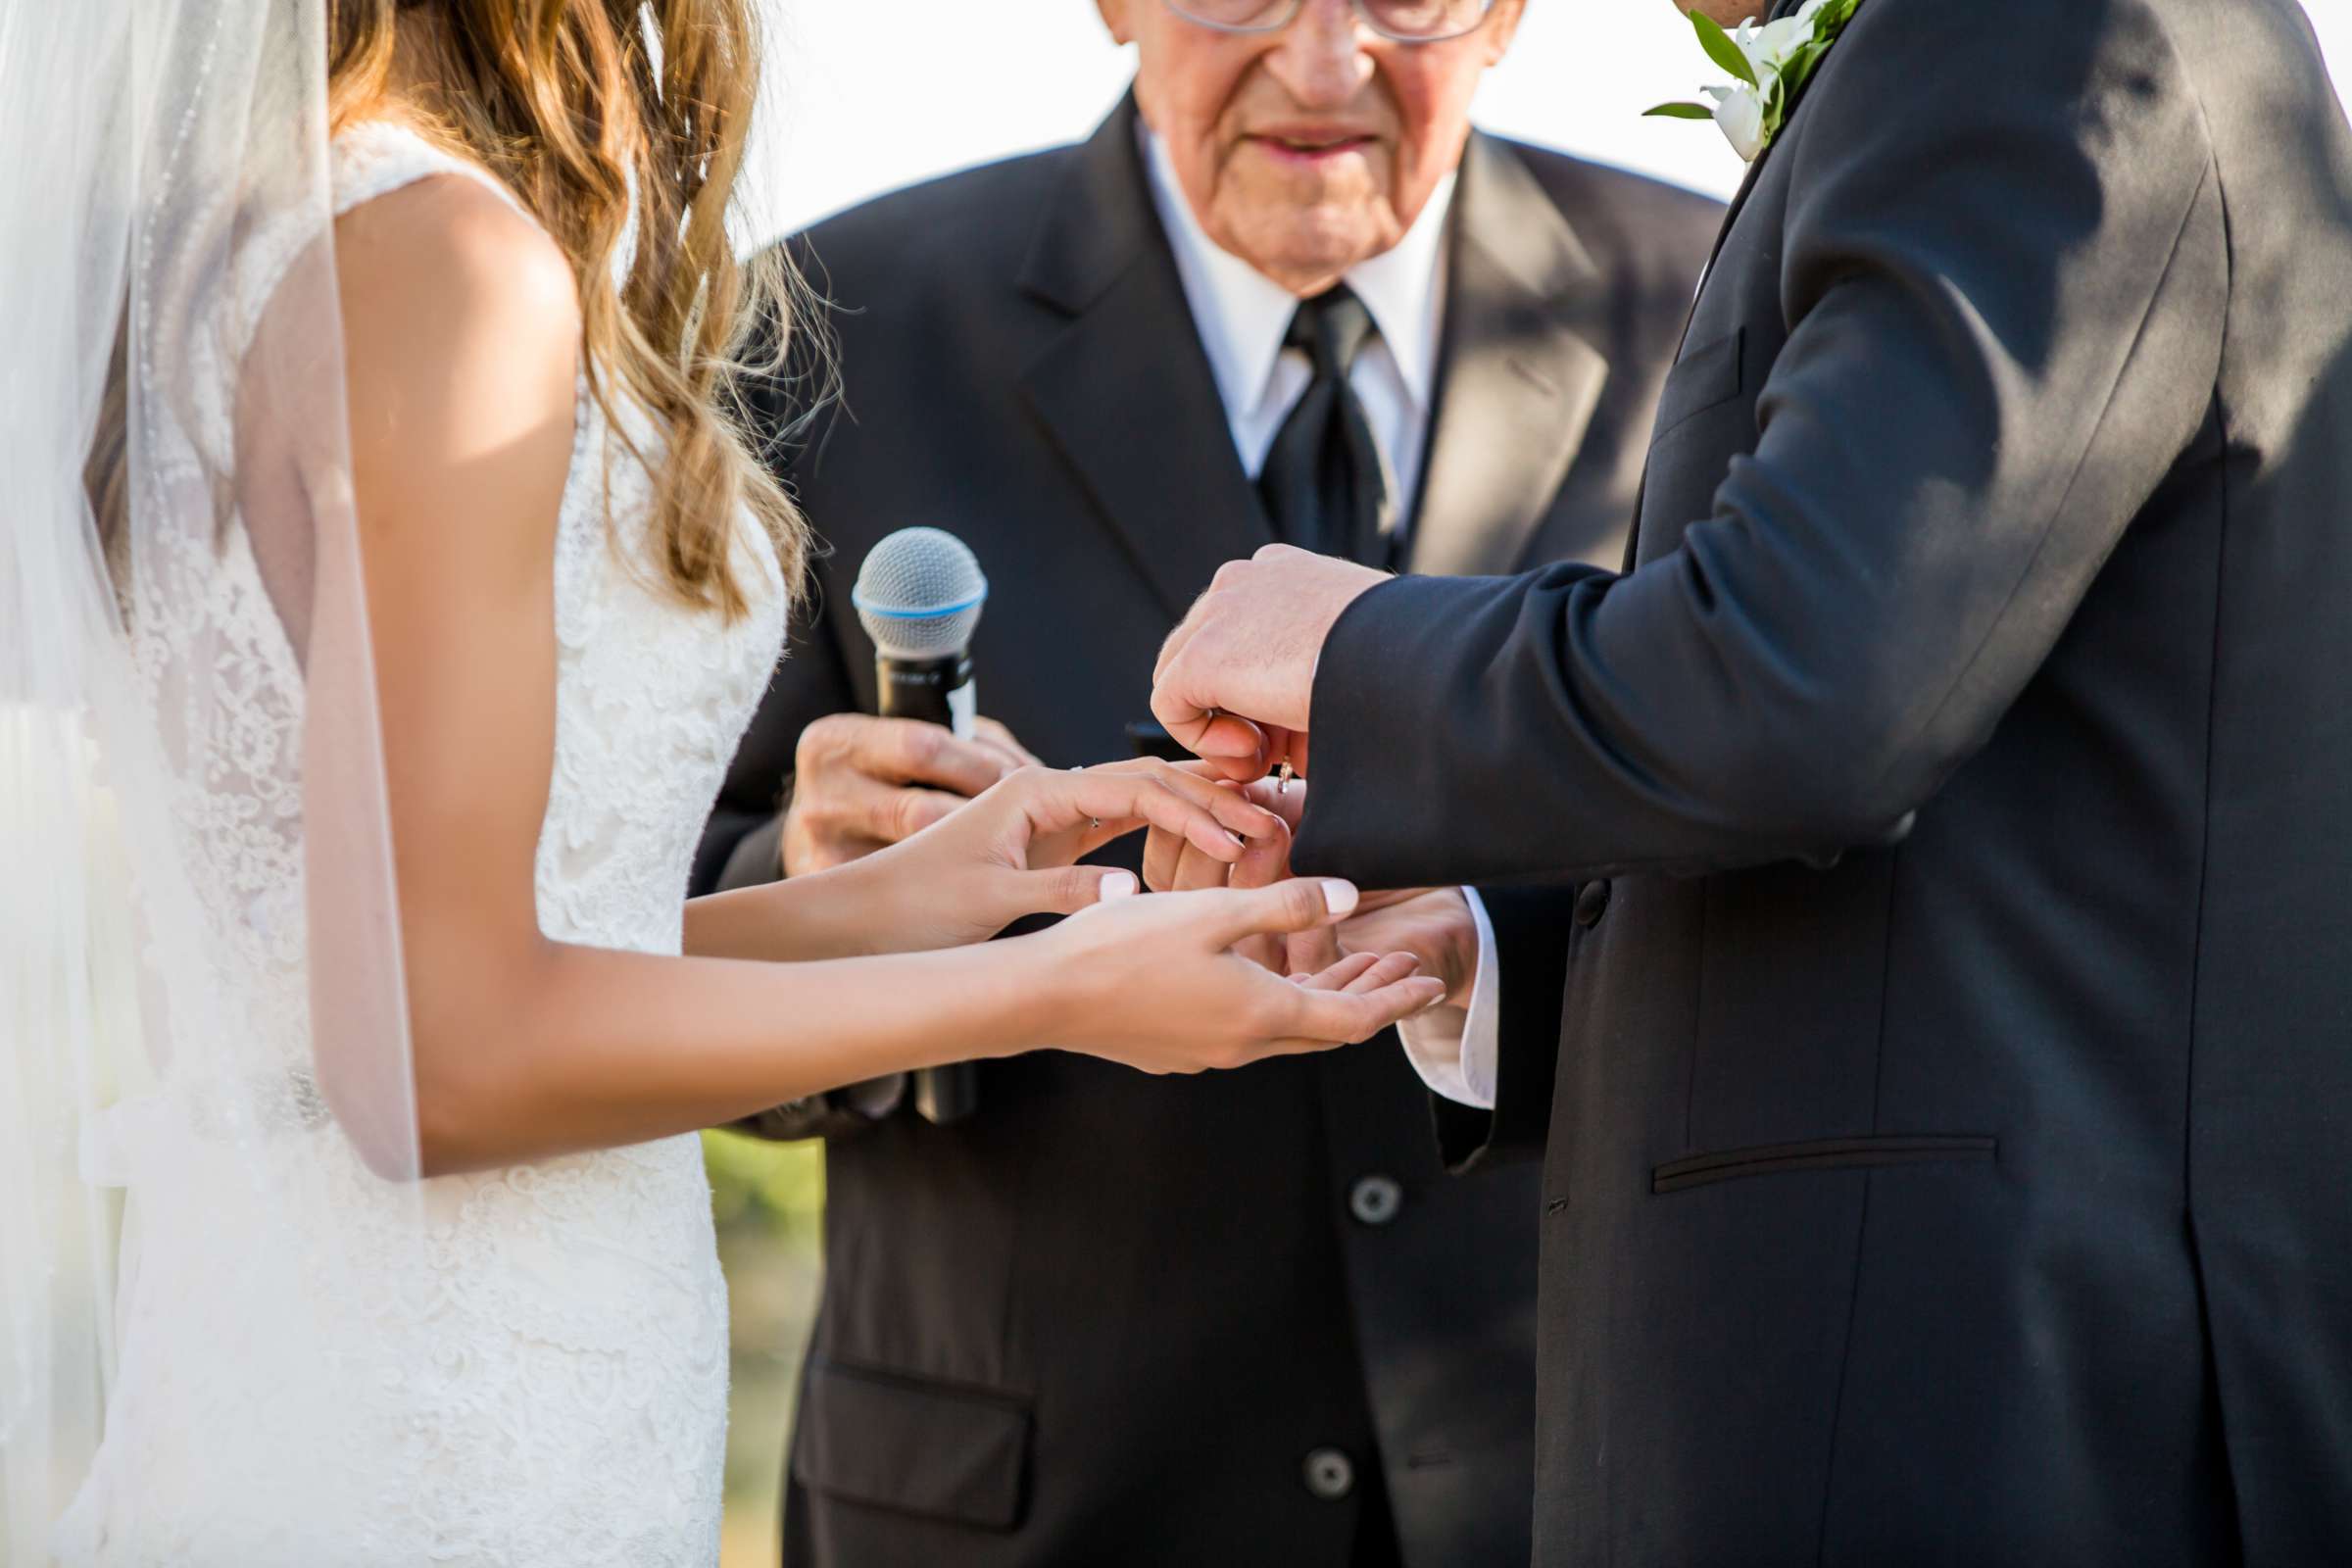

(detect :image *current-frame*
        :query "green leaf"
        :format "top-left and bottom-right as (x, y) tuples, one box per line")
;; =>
(1690, 11), (1759, 88)
(1644, 101), (1718, 121)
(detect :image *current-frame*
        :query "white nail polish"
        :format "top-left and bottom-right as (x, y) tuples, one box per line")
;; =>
(1100, 870), (1139, 901)
(1320, 880), (1358, 917)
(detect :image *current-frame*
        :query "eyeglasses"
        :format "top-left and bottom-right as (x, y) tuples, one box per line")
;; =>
(1160, 0), (1498, 45)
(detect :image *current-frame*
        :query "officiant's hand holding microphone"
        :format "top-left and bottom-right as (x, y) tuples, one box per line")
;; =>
(780, 712), (1039, 875)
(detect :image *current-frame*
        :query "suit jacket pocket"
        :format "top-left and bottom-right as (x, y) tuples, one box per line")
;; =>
(1649, 326), (1745, 441)
(792, 1354), (1034, 1531)
(1653, 1135), (1996, 1195)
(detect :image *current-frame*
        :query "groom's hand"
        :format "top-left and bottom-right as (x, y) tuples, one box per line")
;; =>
(1151, 545), (1389, 783)
(1330, 888), (1479, 1011)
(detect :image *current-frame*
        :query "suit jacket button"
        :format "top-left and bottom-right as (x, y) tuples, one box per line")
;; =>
(1574, 880), (1612, 928)
(1348, 1174), (1403, 1227)
(1303, 1447), (1356, 1501)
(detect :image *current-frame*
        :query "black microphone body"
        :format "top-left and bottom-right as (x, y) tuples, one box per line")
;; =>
(854, 527), (991, 1126)
(875, 650), (976, 735)
(877, 649), (980, 1125)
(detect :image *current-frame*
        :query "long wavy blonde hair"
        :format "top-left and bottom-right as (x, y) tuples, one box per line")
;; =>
(328, 0), (816, 618)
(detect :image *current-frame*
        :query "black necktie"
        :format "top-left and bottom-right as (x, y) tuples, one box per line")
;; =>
(1257, 285), (1394, 566)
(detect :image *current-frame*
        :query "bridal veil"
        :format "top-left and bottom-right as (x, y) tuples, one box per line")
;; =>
(2, 0), (425, 1556)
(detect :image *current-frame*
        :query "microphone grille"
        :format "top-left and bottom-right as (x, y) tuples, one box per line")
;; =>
(852, 526), (989, 660)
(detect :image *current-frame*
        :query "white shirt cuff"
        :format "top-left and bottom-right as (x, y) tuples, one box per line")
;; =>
(1394, 887), (1500, 1110)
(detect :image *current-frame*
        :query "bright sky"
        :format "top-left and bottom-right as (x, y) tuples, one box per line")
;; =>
(742, 2), (2352, 247)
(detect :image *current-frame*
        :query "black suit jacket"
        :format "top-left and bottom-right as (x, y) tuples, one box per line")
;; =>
(698, 100), (1719, 1567)
(1295, 1), (2352, 1562)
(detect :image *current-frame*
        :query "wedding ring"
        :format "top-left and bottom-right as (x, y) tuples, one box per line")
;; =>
(1277, 760), (1296, 796)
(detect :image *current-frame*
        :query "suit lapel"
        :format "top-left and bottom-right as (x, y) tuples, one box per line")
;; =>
(1017, 98), (1274, 623)
(1408, 134), (1610, 580)
(1625, 34), (1806, 569)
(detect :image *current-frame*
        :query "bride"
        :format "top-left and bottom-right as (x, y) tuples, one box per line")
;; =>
(0, 1), (1440, 1563)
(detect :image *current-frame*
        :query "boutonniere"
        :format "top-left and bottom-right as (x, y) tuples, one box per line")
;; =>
(1646, 0), (1862, 163)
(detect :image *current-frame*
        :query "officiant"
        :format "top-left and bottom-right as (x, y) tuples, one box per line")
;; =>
(696, 2), (1717, 1562)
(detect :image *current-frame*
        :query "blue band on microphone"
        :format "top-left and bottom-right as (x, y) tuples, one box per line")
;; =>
(851, 589), (989, 619)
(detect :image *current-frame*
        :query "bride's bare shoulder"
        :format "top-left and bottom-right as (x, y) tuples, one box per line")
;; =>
(333, 166), (580, 579)
(337, 160), (574, 318)
(334, 166), (578, 421)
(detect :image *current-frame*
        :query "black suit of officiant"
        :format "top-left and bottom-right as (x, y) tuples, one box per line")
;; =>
(693, 98), (1718, 1567)
(1293, 0), (2352, 1562)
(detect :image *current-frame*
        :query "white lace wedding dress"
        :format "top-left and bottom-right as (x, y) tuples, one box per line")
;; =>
(56, 122), (785, 1566)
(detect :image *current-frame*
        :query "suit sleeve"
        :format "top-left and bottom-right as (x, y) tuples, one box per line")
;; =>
(1430, 884), (1578, 1172)
(1293, 0), (2224, 890)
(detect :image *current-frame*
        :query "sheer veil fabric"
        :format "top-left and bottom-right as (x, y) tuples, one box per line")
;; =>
(2, 0), (425, 1558)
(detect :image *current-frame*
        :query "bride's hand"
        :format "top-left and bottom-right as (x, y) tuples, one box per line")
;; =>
(1141, 774), (1430, 978)
(843, 759), (1286, 953)
(1025, 878), (1448, 1073)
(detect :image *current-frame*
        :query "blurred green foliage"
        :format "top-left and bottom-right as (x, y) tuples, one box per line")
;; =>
(704, 1129), (827, 1565)
(705, 1125), (827, 1237)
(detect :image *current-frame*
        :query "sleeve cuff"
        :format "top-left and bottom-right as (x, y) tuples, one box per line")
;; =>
(1393, 887), (1499, 1109)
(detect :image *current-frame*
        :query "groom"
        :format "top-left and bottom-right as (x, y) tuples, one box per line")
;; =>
(1154, 0), (2352, 1561)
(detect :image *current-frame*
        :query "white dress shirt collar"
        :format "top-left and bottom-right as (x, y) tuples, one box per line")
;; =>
(1139, 121), (1454, 430)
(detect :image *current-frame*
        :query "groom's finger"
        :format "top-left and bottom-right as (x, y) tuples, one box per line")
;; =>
(1292, 951), (1387, 992)
(1154, 705), (1268, 781)
(1230, 967), (1449, 1060)
(1152, 600), (1268, 775)
(1338, 951), (1425, 996)
(1277, 974), (1450, 1048)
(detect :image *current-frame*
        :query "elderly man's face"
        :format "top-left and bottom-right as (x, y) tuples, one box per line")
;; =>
(1673, 0), (1755, 25)
(1099, 0), (1526, 296)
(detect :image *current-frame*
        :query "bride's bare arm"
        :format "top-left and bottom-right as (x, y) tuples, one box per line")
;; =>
(339, 173), (1442, 1177)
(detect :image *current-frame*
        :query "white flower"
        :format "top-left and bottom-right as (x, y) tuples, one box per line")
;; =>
(1649, 0), (1855, 164)
(1701, 83), (1768, 162)
(1733, 1), (1829, 84)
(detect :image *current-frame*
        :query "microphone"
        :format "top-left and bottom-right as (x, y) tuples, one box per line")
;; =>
(852, 527), (989, 1125)
(854, 525), (987, 740)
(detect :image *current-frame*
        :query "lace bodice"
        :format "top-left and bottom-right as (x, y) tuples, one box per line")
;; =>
(62, 122), (784, 1567)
